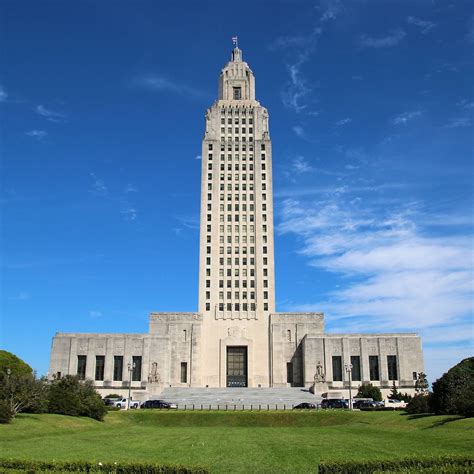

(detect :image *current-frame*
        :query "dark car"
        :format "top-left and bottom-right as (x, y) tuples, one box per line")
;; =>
(293, 402), (317, 410)
(141, 400), (177, 409)
(321, 399), (349, 409)
(353, 400), (377, 409)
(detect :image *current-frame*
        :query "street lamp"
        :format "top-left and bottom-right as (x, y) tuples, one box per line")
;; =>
(127, 361), (136, 410)
(345, 363), (353, 411)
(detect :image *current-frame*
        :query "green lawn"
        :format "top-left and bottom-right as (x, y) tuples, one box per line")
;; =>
(1, 410), (473, 473)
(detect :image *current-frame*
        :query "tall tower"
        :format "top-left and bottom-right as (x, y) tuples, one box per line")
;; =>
(197, 46), (276, 387)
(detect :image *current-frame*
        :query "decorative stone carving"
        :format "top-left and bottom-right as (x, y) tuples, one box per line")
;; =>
(148, 362), (161, 384)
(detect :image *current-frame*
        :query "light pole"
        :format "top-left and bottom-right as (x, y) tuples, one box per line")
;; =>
(127, 361), (136, 410)
(345, 363), (353, 411)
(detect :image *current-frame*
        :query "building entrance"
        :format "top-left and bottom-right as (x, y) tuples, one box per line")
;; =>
(226, 346), (248, 387)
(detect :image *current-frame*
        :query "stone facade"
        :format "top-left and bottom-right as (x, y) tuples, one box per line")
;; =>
(49, 46), (424, 400)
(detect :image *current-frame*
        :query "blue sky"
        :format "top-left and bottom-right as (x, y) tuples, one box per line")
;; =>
(1, 0), (473, 385)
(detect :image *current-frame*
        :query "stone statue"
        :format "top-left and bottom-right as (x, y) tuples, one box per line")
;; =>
(314, 361), (326, 383)
(148, 362), (161, 384)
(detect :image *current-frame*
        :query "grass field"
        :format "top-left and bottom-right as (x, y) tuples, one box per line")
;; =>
(1, 410), (473, 473)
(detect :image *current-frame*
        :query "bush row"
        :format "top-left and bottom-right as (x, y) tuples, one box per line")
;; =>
(317, 456), (474, 473)
(0, 459), (208, 473)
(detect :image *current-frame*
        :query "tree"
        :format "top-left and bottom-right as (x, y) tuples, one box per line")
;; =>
(415, 372), (429, 395)
(431, 357), (474, 417)
(48, 376), (107, 421)
(355, 383), (382, 402)
(388, 381), (401, 400)
(0, 372), (47, 419)
(0, 350), (33, 377)
(406, 394), (431, 414)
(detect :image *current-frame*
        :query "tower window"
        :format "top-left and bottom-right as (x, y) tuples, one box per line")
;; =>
(233, 87), (241, 100)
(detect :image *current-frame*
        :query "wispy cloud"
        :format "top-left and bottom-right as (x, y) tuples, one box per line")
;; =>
(89, 310), (103, 318)
(457, 99), (474, 110)
(392, 110), (422, 125)
(89, 172), (108, 197)
(133, 74), (209, 99)
(360, 29), (406, 48)
(195, 155), (202, 160)
(292, 125), (305, 137)
(25, 130), (47, 140)
(407, 16), (437, 34)
(278, 196), (473, 335)
(125, 184), (138, 193)
(445, 117), (472, 128)
(175, 214), (200, 231)
(336, 118), (352, 126)
(292, 156), (312, 174)
(36, 104), (66, 122)
(272, 0), (342, 113)
(12, 291), (31, 301)
(0, 84), (7, 102)
(121, 206), (137, 221)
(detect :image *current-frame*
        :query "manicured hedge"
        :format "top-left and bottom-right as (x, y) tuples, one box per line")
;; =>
(317, 456), (473, 473)
(0, 459), (208, 473)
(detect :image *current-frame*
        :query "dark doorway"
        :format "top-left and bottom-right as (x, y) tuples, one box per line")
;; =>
(226, 346), (248, 387)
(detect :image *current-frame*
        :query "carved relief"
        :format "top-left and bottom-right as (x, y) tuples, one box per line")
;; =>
(147, 362), (161, 384)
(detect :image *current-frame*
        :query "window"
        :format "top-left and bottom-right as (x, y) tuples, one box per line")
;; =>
(183, 329), (187, 341)
(287, 362), (293, 384)
(387, 355), (398, 381)
(369, 356), (380, 381)
(209, 144), (213, 150)
(95, 355), (105, 381)
(132, 356), (142, 381)
(264, 303), (268, 310)
(206, 302), (210, 310)
(233, 87), (241, 100)
(77, 355), (86, 380)
(332, 356), (343, 381)
(113, 356), (123, 381)
(413, 372), (418, 380)
(287, 329), (291, 342)
(350, 356), (361, 381)
(181, 362), (187, 383)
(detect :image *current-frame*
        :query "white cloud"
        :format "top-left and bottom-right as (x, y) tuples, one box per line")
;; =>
(36, 104), (66, 122)
(360, 29), (406, 48)
(121, 206), (137, 221)
(445, 117), (472, 128)
(336, 118), (352, 126)
(89, 311), (102, 318)
(13, 291), (31, 301)
(457, 99), (474, 109)
(89, 172), (108, 197)
(25, 130), (47, 140)
(133, 75), (208, 99)
(292, 125), (305, 137)
(125, 184), (138, 193)
(0, 85), (7, 102)
(407, 16), (437, 34)
(277, 196), (473, 333)
(392, 110), (422, 125)
(292, 156), (312, 174)
(195, 155), (202, 160)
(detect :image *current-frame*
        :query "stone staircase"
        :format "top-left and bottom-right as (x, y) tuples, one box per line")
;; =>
(157, 387), (322, 409)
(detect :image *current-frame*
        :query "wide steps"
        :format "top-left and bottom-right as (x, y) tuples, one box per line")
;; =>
(157, 387), (321, 408)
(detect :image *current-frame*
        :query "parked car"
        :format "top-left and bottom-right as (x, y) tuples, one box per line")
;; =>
(293, 402), (317, 410)
(115, 398), (140, 409)
(321, 399), (349, 409)
(384, 399), (407, 409)
(353, 400), (377, 409)
(103, 397), (121, 406)
(141, 399), (177, 409)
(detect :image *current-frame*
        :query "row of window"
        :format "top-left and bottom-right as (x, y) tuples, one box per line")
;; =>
(219, 107), (257, 116)
(208, 235), (263, 244)
(208, 173), (268, 182)
(220, 117), (253, 125)
(206, 290), (268, 300)
(77, 355), (142, 382)
(205, 257), (270, 266)
(208, 279), (268, 288)
(77, 355), (190, 384)
(216, 214), (267, 223)
(207, 224), (268, 233)
(208, 163), (266, 171)
(207, 183), (264, 192)
(330, 355), (399, 382)
(220, 127), (253, 134)
(205, 267), (269, 277)
(221, 135), (254, 143)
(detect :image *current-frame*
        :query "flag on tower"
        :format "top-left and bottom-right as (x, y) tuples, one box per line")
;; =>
(232, 36), (238, 47)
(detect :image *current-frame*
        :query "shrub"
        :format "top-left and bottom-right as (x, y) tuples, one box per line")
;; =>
(0, 459), (208, 473)
(0, 399), (13, 424)
(406, 394), (431, 415)
(48, 376), (107, 421)
(356, 383), (382, 402)
(104, 393), (121, 399)
(431, 357), (474, 418)
(318, 456), (473, 473)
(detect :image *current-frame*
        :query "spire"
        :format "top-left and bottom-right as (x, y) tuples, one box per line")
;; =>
(231, 36), (242, 62)
(231, 47), (243, 62)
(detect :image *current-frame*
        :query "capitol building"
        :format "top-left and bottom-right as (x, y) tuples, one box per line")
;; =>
(49, 46), (424, 399)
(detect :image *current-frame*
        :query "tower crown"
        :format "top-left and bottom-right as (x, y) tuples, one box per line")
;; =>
(218, 47), (256, 101)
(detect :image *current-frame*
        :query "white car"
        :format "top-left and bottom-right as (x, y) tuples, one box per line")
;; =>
(115, 398), (140, 409)
(384, 399), (407, 409)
